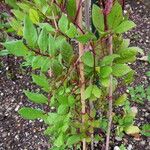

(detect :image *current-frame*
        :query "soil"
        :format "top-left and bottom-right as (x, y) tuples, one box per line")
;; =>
(0, 0), (150, 150)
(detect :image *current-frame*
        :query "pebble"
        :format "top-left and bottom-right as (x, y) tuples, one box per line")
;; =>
(2, 132), (7, 138)
(127, 144), (133, 150)
(115, 136), (122, 142)
(145, 112), (149, 117)
(15, 105), (20, 112)
(140, 141), (146, 145)
(0, 93), (4, 96)
(114, 146), (120, 150)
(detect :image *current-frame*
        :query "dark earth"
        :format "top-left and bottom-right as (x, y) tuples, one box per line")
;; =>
(0, 0), (150, 150)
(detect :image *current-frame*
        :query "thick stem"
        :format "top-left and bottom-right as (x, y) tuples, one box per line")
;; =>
(89, 101), (94, 150)
(85, 0), (91, 30)
(102, 1), (113, 149)
(85, 1), (94, 148)
(75, 0), (86, 150)
(105, 36), (113, 150)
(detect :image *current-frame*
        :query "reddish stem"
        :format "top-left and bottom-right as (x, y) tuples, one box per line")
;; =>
(74, 0), (83, 23)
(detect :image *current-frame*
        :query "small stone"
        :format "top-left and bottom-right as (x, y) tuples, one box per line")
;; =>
(114, 146), (120, 150)
(115, 136), (122, 142)
(131, 106), (138, 116)
(127, 144), (133, 150)
(140, 141), (146, 145)
(15, 134), (19, 140)
(145, 112), (149, 117)
(15, 105), (20, 112)
(0, 93), (4, 96)
(2, 132), (7, 138)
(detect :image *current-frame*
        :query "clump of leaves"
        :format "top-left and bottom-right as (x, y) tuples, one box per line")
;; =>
(128, 85), (150, 103)
(114, 99), (140, 138)
(141, 124), (150, 137)
(1, 0), (143, 149)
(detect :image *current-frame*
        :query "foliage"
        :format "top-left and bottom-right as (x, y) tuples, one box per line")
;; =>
(1, 0), (142, 149)
(141, 124), (150, 137)
(128, 85), (150, 103)
(114, 100), (140, 137)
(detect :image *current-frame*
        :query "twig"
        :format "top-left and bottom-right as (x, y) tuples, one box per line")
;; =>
(102, 1), (113, 150)
(105, 35), (113, 150)
(75, 0), (86, 150)
(74, 0), (83, 23)
(122, 0), (125, 11)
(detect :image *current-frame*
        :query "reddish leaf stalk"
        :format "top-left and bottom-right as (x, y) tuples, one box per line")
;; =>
(101, 0), (106, 9)
(121, 0), (125, 11)
(74, 0), (83, 23)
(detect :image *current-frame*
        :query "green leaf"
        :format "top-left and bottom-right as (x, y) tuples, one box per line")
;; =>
(114, 20), (136, 34)
(67, 135), (81, 146)
(141, 124), (150, 137)
(38, 27), (48, 52)
(17, 2), (30, 12)
(57, 95), (68, 105)
(47, 113), (63, 124)
(101, 54), (120, 66)
(146, 71), (150, 77)
(112, 64), (132, 77)
(32, 74), (49, 91)
(12, 10), (24, 21)
(3, 40), (29, 56)
(84, 85), (93, 99)
(128, 47), (144, 55)
(0, 50), (9, 56)
(115, 94), (127, 106)
(5, 0), (18, 9)
(125, 125), (140, 135)
(108, 2), (123, 29)
(51, 59), (63, 76)
(41, 57), (51, 72)
(119, 39), (130, 50)
(76, 32), (96, 44)
(92, 4), (104, 32)
(48, 34), (57, 55)
(54, 133), (64, 147)
(29, 8), (39, 24)
(66, 0), (76, 18)
(58, 104), (69, 115)
(24, 90), (48, 104)
(92, 85), (102, 98)
(115, 47), (143, 63)
(9, 18), (23, 36)
(148, 53), (150, 63)
(18, 107), (45, 120)
(123, 70), (134, 84)
(66, 23), (77, 38)
(23, 15), (38, 47)
(32, 56), (44, 69)
(119, 144), (127, 150)
(60, 40), (73, 63)
(58, 14), (68, 33)
(38, 23), (55, 32)
(100, 66), (112, 78)
(101, 77), (110, 87)
(82, 51), (94, 67)
(68, 95), (75, 107)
